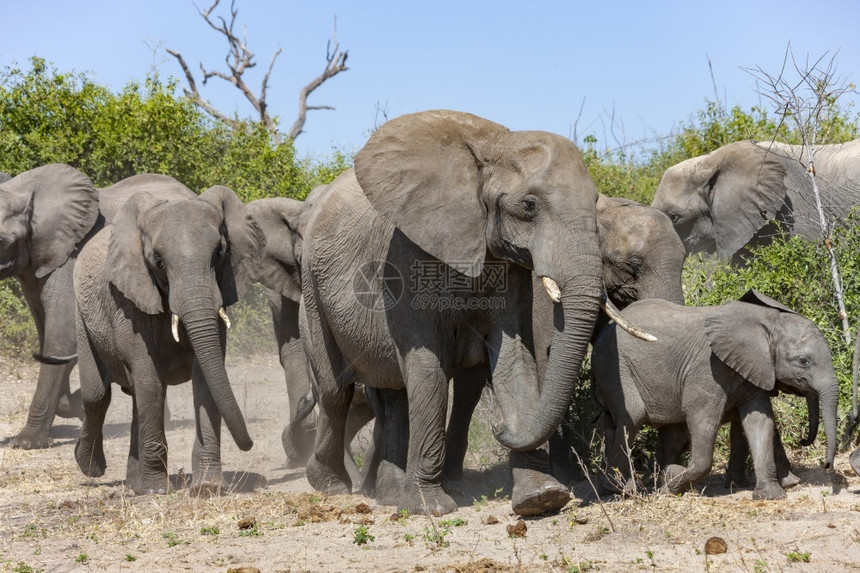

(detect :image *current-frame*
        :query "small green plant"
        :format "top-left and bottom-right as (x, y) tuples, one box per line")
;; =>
(162, 531), (184, 547)
(239, 523), (262, 537)
(74, 554), (88, 564)
(540, 553), (548, 560)
(403, 532), (415, 542)
(353, 524), (375, 545)
(422, 525), (450, 548)
(200, 525), (220, 535)
(753, 558), (768, 572)
(12, 562), (42, 573)
(785, 551), (811, 563)
(125, 554), (137, 562)
(438, 517), (467, 528)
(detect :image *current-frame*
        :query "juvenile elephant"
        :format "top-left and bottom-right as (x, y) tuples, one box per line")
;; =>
(0, 165), (197, 449)
(246, 193), (375, 481)
(299, 110), (635, 514)
(74, 185), (262, 495)
(592, 290), (838, 500)
(652, 139), (860, 260)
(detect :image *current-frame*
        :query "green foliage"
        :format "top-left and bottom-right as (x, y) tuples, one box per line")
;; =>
(352, 524), (374, 545)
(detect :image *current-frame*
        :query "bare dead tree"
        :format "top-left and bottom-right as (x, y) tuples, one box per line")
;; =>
(167, 0), (348, 144)
(744, 45), (856, 343)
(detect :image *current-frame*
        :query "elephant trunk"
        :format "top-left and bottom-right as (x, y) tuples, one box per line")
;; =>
(493, 253), (602, 452)
(818, 380), (838, 469)
(175, 286), (253, 451)
(799, 392), (820, 447)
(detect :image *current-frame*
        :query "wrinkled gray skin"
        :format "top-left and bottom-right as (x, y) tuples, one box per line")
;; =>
(652, 139), (860, 261)
(300, 110), (604, 515)
(441, 195), (687, 514)
(74, 185), (263, 495)
(592, 290), (838, 500)
(245, 192), (374, 485)
(0, 166), (201, 449)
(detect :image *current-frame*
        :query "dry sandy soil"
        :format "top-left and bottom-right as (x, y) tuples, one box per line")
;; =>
(2, 355), (860, 572)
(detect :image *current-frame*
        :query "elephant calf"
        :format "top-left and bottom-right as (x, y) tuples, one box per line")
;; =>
(592, 290), (838, 500)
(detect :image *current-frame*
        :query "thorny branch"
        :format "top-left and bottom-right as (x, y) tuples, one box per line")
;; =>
(167, 0), (348, 144)
(744, 44), (856, 343)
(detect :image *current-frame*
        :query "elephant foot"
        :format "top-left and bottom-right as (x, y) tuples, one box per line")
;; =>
(372, 459), (408, 505)
(752, 481), (786, 500)
(191, 478), (223, 497)
(401, 484), (458, 516)
(511, 466), (571, 516)
(192, 461), (224, 496)
(662, 464), (690, 494)
(125, 471), (169, 495)
(74, 439), (106, 477)
(779, 471), (801, 489)
(306, 455), (351, 495)
(57, 389), (84, 419)
(282, 424), (314, 468)
(11, 428), (52, 450)
(724, 471), (751, 489)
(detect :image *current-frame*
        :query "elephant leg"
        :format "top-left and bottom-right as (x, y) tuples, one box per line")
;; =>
(191, 360), (223, 495)
(738, 397), (785, 500)
(13, 265), (80, 449)
(401, 356), (457, 515)
(657, 423), (688, 469)
(663, 416), (719, 494)
(773, 426), (800, 488)
(725, 419), (752, 488)
(343, 389), (375, 487)
(371, 388), (410, 505)
(510, 446), (571, 516)
(126, 378), (169, 495)
(443, 365), (486, 483)
(601, 415), (640, 495)
(74, 334), (110, 478)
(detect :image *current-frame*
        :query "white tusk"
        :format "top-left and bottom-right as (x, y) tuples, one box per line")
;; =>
(541, 276), (562, 303)
(600, 294), (657, 342)
(171, 314), (180, 343)
(219, 307), (231, 329)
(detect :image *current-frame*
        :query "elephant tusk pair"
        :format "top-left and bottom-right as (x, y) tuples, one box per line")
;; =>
(540, 276), (657, 343)
(170, 308), (232, 343)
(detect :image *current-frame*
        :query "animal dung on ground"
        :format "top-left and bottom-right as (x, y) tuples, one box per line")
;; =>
(704, 536), (728, 555)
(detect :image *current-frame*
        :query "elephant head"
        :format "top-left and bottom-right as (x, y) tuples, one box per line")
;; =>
(597, 195), (686, 308)
(105, 186), (264, 451)
(705, 289), (838, 469)
(354, 109), (604, 451)
(652, 141), (793, 259)
(0, 164), (98, 279)
(247, 187), (332, 302)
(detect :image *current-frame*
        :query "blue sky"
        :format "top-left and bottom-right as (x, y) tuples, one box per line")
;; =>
(3, 1), (859, 161)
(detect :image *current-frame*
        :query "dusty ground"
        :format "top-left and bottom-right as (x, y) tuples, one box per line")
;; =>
(2, 355), (860, 573)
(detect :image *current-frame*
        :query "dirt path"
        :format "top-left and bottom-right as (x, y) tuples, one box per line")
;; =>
(2, 356), (860, 572)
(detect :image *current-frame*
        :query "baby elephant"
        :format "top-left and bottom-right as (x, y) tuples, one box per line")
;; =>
(592, 290), (838, 500)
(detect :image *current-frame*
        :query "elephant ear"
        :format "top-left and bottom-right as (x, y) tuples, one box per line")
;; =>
(706, 141), (788, 259)
(354, 110), (510, 277)
(704, 301), (776, 391)
(738, 288), (797, 315)
(106, 192), (165, 314)
(246, 197), (309, 302)
(200, 185), (265, 306)
(11, 164), (99, 278)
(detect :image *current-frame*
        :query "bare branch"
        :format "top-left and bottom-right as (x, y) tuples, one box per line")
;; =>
(287, 17), (349, 140)
(168, 1), (349, 144)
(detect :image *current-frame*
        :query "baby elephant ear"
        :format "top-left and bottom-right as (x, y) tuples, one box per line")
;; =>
(704, 301), (776, 391)
(106, 192), (165, 314)
(354, 110), (510, 277)
(246, 197), (309, 302)
(199, 185), (265, 306)
(738, 288), (797, 315)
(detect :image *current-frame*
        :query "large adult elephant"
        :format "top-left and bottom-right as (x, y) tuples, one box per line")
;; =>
(0, 166), (199, 449)
(592, 290), (838, 500)
(74, 185), (262, 495)
(651, 139), (860, 260)
(299, 110), (648, 515)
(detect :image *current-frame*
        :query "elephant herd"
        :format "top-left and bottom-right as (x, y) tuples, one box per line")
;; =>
(1, 109), (857, 517)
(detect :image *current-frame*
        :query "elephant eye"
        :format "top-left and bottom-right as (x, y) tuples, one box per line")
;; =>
(153, 252), (165, 270)
(666, 211), (681, 225)
(797, 356), (811, 368)
(519, 196), (538, 219)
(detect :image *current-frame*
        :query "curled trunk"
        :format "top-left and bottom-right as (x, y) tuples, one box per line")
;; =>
(178, 299), (253, 451)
